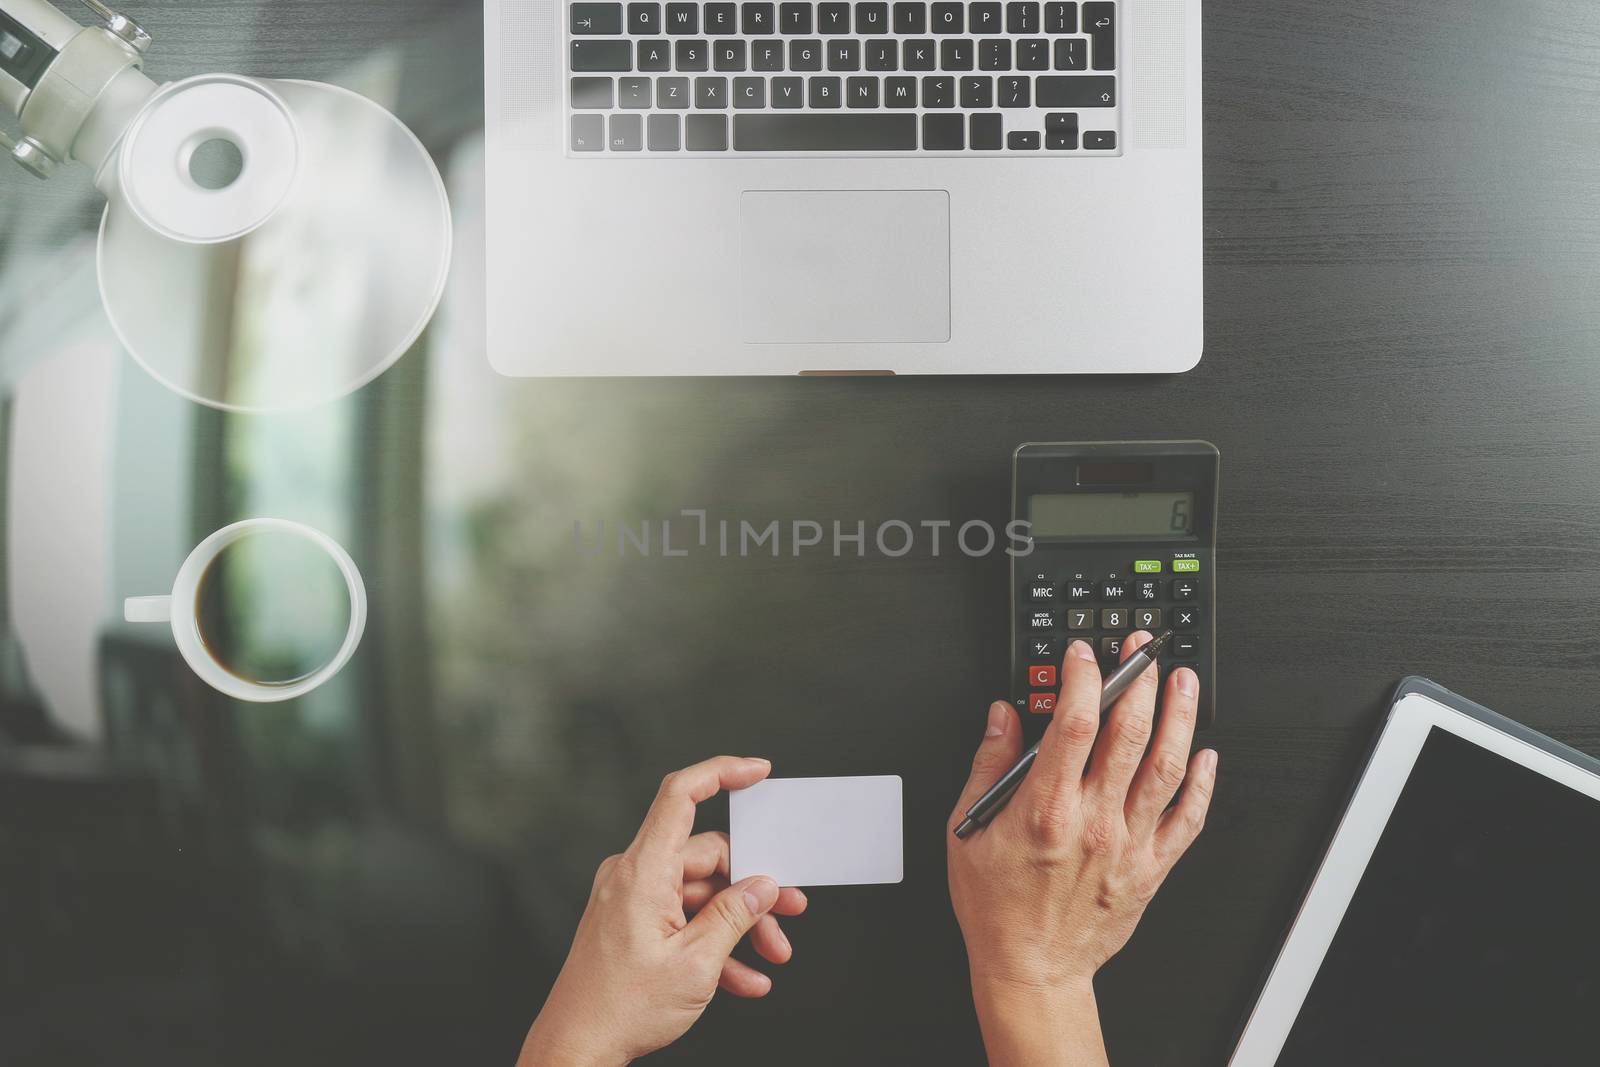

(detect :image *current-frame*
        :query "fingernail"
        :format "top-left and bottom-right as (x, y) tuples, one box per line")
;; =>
(1125, 630), (1150, 651)
(745, 756), (771, 767)
(1202, 749), (1218, 773)
(744, 876), (779, 915)
(1070, 640), (1096, 662)
(985, 702), (1009, 737)
(1176, 668), (1198, 697)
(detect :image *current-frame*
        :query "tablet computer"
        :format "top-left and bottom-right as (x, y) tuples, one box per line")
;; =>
(1229, 676), (1600, 1066)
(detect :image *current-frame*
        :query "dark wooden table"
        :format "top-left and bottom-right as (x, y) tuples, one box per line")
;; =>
(5, 1), (1600, 1065)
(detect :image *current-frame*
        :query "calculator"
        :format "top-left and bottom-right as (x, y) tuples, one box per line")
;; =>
(1011, 442), (1219, 728)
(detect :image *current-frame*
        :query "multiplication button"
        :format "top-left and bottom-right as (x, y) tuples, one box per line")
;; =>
(1171, 605), (1199, 629)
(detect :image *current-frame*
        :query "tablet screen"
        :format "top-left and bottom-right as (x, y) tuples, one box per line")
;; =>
(1277, 727), (1600, 1063)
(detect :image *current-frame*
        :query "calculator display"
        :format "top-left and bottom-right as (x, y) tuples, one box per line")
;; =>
(1029, 492), (1195, 539)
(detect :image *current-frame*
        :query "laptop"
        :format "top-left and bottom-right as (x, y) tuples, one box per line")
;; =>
(484, 0), (1202, 375)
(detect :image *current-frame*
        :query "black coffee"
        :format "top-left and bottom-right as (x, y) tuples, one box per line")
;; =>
(195, 530), (352, 687)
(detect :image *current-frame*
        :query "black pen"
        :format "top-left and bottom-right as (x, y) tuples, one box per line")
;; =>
(953, 630), (1173, 839)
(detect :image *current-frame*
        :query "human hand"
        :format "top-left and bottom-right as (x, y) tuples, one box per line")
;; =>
(947, 632), (1217, 1066)
(519, 756), (808, 1067)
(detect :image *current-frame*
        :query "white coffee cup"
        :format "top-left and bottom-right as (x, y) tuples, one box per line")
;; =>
(124, 518), (367, 703)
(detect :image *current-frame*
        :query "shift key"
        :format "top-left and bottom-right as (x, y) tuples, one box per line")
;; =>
(1036, 75), (1116, 107)
(570, 40), (632, 71)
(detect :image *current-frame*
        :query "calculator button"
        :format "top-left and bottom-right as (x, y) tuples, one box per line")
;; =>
(1066, 607), (1095, 630)
(1171, 605), (1199, 629)
(1133, 607), (1162, 630)
(1172, 558), (1201, 573)
(1028, 664), (1057, 687)
(1065, 581), (1095, 600)
(1135, 580), (1160, 601)
(1026, 636), (1059, 660)
(1100, 635), (1124, 661)
(1100, 607), (1128, 630)
(1026, 609), (1059, 631)
(1099, 580), (1129, 601)
(1170, 579), (1197, 600)
(1133, 560), (1162, 573)
(1029, 691), (1057, 713)
(1025, 582), (1056, 602)
(1172, 634), (1200, 658)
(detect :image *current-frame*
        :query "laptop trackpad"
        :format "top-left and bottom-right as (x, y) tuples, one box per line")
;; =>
(740, 190), (951, 344)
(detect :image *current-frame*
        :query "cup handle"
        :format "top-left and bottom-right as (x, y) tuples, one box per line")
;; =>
(125, 596), (173, 623)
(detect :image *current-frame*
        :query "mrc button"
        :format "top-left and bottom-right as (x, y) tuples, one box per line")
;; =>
(1025, 582), (1057, 602)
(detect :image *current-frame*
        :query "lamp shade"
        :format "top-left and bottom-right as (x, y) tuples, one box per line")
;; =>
(96, 74), (452, 412)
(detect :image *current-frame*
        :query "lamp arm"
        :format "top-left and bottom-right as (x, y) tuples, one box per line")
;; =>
(1, 0), (155, 179)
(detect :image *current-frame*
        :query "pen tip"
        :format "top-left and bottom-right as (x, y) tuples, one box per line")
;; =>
(1145, 630), (1174, 656)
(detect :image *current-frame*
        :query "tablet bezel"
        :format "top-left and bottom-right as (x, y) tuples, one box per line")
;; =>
(1228, 676), (1600, 1066)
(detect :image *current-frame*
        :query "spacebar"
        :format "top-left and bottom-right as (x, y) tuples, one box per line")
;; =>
(734, 115), (918, 152)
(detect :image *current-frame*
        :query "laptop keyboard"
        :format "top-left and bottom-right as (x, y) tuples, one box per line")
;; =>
(566, 1), (1122, 154)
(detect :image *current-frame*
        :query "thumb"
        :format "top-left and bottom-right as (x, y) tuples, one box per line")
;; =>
(683, 875), (780, 963)
(950, 701), (1023, 825)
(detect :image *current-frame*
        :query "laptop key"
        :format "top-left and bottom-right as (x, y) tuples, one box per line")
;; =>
(922, 112), (963, 150)
(1008, 130), (1040, 150)
(675, 40), (708, 70)
(771, 76), (805, 106)
(1017, 38), (1048, 69)
(695, 76), (728, 107)
(570, 77), (614, 109)
(941, 39), (974, 70)
(571, 3), (623, 34)
(969, 2), (1002, 34)
(959, 75), (993, 108)
(791, 39), (823, 70)
(609, 114), (642, 151)
(733, 113), (917, 150)
(819, 2), (851, 32)
(571, 114), (605, 151)
(892, 1), (925, 32)
(742, 2), (776, 33)
(979, 39), (1011, 70)
(866, 40), (897, 70)
(1084, 130), (1116, 149)
(714, 40), (747, 70)
(931, 2), (963, 32)
(657, 76), (690, 107)
(570, 40), (632, 71)
(666, 2), (698, 32)
(686, 114), (729, 150)
(628, 3), (661, 34)
(856, 2), (890, 33)
(706, 3), (737, 31)
(618, 76), (652, 107)
(847, 75), (880, 107)
(829, 40), (861, 70)
(648, 113), (681, 150)
(1083, 0), (1115, 69)
(1054, 38), (1085, 69)
(904, 39), (935, 70)
(638, 40), (670, 70)
(753, 41), (785, 69)
(998, 75), (1029, 106)
(1044, 0), (1075, 32)
(809, 76), (842, 107)
(885, 75), (917, 106)
(1006, 1), (1039, 33)
(922, 75), (955, 107)
(780, 1), (812, 32)
(1036, 74), (1115, 107)
(970, 112), (1002, 149)
(734, 76), (766, 107)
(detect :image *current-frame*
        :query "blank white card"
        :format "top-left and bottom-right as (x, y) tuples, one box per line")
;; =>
(729, 776), (904, 887)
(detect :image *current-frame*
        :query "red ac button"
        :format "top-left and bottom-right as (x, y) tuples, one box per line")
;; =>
(1028, 692), (1057, 714)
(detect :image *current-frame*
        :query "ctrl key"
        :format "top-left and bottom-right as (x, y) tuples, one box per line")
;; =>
(572, 114), (605, 152)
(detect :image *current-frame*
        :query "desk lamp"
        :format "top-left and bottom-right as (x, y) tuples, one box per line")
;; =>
(0, 0), (451, 411)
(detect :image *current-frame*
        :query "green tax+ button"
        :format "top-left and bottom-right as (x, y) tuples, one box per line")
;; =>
(1133, 560), (1163, 573)
(1172, 559), (1201, 573)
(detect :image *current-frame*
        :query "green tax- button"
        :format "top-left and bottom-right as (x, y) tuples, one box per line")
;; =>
(1133, 560), (1163, 573)
(1172, 559), (1201, 573)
